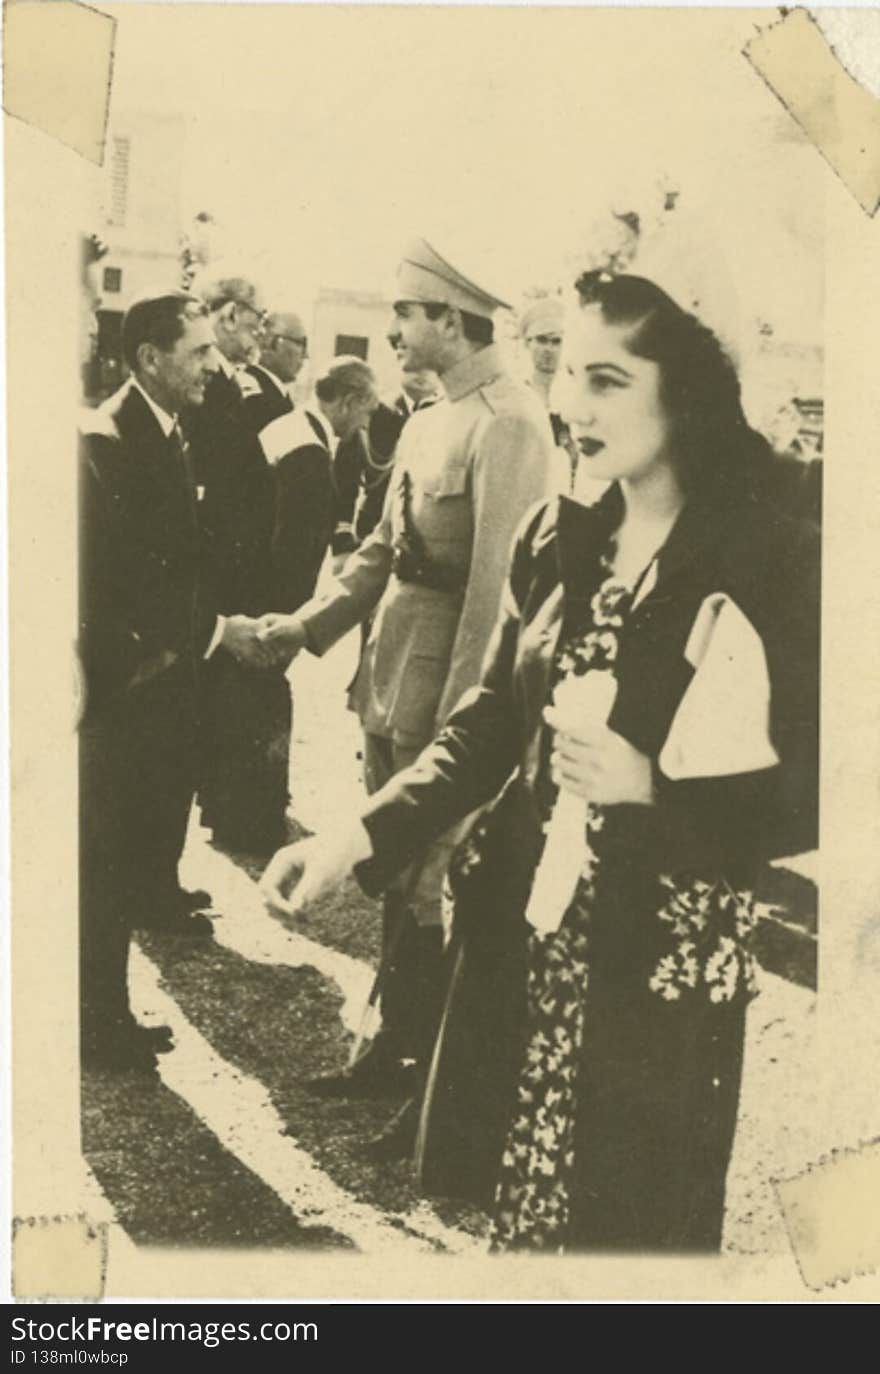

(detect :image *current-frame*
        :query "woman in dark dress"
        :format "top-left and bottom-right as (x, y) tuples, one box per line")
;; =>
(262, 272), (819, 1254)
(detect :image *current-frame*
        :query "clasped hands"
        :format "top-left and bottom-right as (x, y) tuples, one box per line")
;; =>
(218, 612), (308, 669)
(545, 706), (655, 807)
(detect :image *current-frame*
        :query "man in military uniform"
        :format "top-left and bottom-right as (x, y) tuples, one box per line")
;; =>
(519, 294), (575, 492)
(257, 239), (554, 1153)
(520, 294), (565, 410)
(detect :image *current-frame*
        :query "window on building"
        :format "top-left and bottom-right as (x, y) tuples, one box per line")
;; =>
(107, 135), (131, 229)
(335, 334), (368, 360)
(103, 267), (122, 294)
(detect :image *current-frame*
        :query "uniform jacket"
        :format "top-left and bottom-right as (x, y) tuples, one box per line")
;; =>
(299, 344), (555, 746)
(184, 365), (275, 616)
(257, 406), (338, 613)
(356, 485), (820, 896)
(78, 380), (213, 719)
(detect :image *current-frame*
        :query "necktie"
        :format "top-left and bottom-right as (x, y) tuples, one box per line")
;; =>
(169, 423), (198, 521)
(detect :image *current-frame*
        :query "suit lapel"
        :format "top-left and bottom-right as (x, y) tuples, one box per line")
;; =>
(249, 364), (293, 418)
(305, 410), (331, 451)
(116, 383), (183, 502)
(204, 366), (243, 425)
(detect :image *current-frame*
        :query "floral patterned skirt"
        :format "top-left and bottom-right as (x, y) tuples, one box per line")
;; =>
(491, 885), (591, 1252)
(490, 872), (756, 1254)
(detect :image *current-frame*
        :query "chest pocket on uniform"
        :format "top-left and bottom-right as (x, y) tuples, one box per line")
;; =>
(415, 463), (472, 555)
(421, 463), (469, 499)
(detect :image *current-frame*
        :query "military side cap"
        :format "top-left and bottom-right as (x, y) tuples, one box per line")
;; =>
(396, 238), (511, 319)
(519, 295), (565, 339)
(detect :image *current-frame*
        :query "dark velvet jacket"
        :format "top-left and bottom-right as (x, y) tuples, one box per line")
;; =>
(356, 485), (819, 903)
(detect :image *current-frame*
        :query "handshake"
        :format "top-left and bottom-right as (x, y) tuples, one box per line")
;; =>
(218, 613), (308, 669)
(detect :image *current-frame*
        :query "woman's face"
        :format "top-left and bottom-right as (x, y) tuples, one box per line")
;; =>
(555, 306), (673, 485)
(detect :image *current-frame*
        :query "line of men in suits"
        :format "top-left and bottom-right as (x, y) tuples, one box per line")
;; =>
(78, 273), (384, 1072)
(78, 241), (558, 1129)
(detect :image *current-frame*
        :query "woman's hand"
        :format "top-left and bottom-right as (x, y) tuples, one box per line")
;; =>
(259, 822), (374, 917)
(546, 707), (654, 806)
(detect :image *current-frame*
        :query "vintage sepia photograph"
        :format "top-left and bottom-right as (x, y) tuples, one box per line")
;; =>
(6, 1), (880, 1304)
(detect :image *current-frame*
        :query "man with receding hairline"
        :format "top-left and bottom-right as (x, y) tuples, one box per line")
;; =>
(186, 266), (274, 621)
(185, 266), (290, 852)
(243, 309), (309, 432)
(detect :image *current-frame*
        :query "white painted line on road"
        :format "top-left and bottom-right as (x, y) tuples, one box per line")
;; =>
(129, 944), (482, 1257)
(180, 828), (376, 1036)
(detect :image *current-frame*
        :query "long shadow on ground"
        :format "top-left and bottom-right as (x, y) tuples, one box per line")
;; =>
(137, 922), (488, 1247)
(82, 1066), (354, 1250)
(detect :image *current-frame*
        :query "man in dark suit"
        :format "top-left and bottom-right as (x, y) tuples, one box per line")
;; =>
(241, 310), (309, 432)
(260, 356), (379, 605)
(185, 270), (291, 853)
(185, 269), (274, 623)
(220, 357), (375, 838)
(79, 290), (267, 1073)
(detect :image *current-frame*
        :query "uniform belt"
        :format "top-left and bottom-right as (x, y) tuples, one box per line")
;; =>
(391, 546), (467, 595)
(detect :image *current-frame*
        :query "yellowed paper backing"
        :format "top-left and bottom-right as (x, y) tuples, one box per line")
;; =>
(6, 2), (880, 1302)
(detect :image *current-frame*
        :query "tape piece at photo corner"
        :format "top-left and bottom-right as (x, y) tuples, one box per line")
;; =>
(3, 0), (116, 165)
(659, 593), (779, 781)
(744, 9), (880, 217)
(12, 1214), (108, 1300)
(776, 1140), (880, 1290)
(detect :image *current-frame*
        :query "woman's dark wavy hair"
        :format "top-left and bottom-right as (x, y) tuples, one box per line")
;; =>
(574, 271), (774, 506)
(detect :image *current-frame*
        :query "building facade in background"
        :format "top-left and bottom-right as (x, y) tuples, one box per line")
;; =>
(81, 120), (824, 463)
(83, 113), (186, 403)
(304, 287), (399, 404)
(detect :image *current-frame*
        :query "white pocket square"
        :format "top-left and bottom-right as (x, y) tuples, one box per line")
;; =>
(659, 594), (779, 780)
